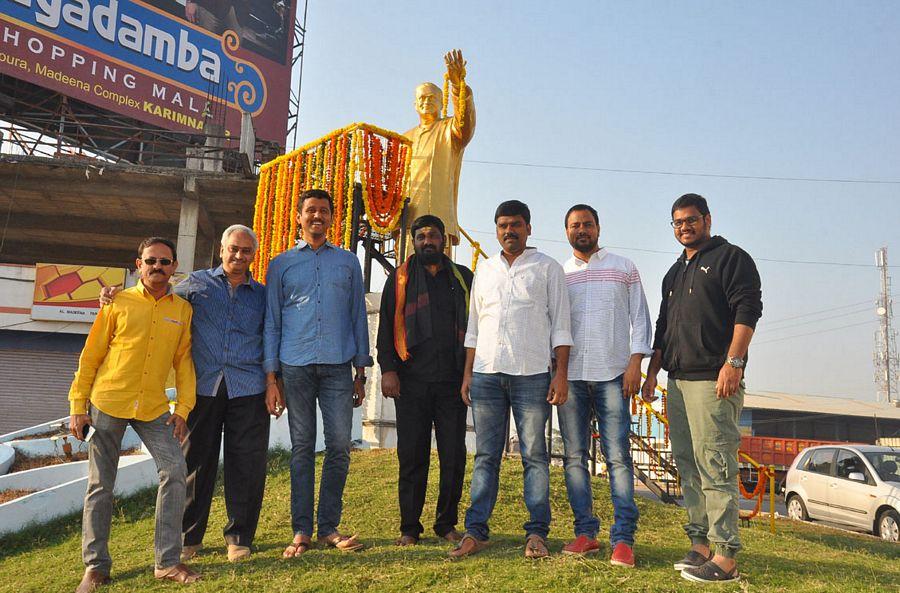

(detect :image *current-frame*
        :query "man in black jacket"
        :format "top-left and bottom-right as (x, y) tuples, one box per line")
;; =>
(642, 194), (762, 584)
(377, 215), (474, 546)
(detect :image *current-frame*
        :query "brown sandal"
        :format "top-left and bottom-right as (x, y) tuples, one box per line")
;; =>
(448, 534), (489, 559)
(524, 534), (550, 559)
(318, 532), (364, 552)
(154, 563), (201, 583)
(283, 535), (312, 558)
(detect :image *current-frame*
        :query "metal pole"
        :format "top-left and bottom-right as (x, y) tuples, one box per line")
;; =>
(363, 225), (374, 293)
(769, 465), (776, 534)
(397, 198), (410, 263)
(881, 249), (892, 402)
(349, 183), (362, 254)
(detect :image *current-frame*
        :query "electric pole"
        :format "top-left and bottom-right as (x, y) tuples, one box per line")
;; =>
(874, 247), (898, 403)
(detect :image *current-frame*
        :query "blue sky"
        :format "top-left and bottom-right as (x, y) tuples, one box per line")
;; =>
(292, 1), (900, 400)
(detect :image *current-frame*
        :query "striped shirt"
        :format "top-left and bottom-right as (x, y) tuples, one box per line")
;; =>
(564, 248), (653, 382)
(175, 266), (267, 398)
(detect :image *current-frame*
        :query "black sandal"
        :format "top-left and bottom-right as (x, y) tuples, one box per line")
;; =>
(681, 560), (740, 583)
(673, 549), (714, 570)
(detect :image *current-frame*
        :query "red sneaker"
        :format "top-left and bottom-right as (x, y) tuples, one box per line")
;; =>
(562, 535), (600, 555)
(610, 542), (635, 567)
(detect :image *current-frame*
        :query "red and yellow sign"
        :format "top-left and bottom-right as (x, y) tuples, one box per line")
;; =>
(31, 263), (126, 322)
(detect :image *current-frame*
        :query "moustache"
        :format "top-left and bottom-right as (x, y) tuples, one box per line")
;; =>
(503, 233), (519, 241)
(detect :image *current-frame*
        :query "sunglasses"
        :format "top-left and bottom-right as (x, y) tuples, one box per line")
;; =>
(142, 258), (173, 266)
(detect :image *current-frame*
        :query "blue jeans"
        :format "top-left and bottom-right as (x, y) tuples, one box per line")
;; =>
(282, 362), (353, 537)
(556, 376), (639, 546)
(464, 372), (551, 541)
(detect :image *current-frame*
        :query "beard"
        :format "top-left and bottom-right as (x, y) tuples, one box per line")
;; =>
(573, 236), (597, 253)
(417, 247), (442, 265)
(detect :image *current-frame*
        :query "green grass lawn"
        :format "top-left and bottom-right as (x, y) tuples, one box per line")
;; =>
(1, 449), (897, 593)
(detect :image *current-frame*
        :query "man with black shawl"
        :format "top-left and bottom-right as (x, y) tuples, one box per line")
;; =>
(377, 214), (474, 546)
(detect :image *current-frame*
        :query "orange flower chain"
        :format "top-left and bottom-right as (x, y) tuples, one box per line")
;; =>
(250, 123), (413, 282)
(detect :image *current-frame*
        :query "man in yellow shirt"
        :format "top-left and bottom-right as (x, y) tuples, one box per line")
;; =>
(68, 237), (199, 592)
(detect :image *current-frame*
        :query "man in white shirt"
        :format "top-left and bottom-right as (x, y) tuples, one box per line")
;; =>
(449, 200), (573, 560)
(557, 204), (652, 567)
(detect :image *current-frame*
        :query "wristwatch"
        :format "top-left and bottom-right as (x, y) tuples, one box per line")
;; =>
(726, 356), (745, 369)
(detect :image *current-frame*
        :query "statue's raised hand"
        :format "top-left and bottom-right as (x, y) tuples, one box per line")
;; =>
(444, 49), (467, 87)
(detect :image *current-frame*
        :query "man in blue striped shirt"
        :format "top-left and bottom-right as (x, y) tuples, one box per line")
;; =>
(100, 224), (270, 563)
(264, 189), (373, 557)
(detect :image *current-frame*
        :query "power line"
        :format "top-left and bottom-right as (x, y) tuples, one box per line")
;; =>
(759, 307), (873, 333)
(754, 320), (878, 345)
(463, 229), (898, 268)
(464, 159), (900, 185)
(764, 299), (876, 325)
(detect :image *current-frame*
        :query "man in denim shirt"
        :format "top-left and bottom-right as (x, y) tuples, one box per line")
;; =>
(264, 189), (373, 557)
(101, 225), (269, 563)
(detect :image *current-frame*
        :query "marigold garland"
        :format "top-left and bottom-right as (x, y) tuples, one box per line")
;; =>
(250, 123), (413, 281)
(441, 67), (468, 129)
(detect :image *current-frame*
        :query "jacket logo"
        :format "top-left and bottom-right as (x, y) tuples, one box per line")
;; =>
(700, 266), (710, 274)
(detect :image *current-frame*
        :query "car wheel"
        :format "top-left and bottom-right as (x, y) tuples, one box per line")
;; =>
(877, 509), (899, 543)
(787, 494), (808, 522)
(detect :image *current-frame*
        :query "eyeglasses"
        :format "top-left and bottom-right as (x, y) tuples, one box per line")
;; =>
(142, 258), (173, 266)
(670, 215), (703, 229)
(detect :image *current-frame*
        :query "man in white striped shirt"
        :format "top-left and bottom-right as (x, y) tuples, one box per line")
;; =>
(557, 204), (653, 567)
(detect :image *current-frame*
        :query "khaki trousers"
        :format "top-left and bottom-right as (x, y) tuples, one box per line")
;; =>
(667, 378), (743, 558)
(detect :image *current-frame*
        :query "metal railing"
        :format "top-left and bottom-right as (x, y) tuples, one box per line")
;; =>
(0, 116), (279, 172)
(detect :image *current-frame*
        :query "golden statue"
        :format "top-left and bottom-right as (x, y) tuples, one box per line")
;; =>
(403, 49), (475, 251)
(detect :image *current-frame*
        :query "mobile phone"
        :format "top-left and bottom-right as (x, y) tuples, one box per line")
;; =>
(82, 424), (95, 442)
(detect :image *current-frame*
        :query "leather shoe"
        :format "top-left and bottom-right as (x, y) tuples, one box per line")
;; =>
(75, 569), (110, 593)
(395, 534), (418, 546)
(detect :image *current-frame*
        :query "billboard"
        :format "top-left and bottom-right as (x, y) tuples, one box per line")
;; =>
(31, 263), (126, 322)
(0, 0), (295, 143)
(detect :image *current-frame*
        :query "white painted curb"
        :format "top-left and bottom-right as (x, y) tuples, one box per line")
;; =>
(0, 409), (363, 536)
(0, 445), (13, 476)
(5, 428), (141, 459)
(0, 459), (91, 491)
(0, 454), (157, 536)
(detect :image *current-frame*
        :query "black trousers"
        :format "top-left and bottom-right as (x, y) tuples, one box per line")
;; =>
(394, 378), (467, 538)
(182, 381), (270, 547)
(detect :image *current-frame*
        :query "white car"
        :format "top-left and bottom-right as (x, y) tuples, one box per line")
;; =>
(783, 444), (899, 542)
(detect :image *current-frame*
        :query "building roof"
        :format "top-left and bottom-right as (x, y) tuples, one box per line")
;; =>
(745, 391), (900, 421)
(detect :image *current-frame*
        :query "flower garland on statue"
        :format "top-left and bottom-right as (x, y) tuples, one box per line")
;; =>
(250, 123), (413, 282)
(441, 66), (468, 129)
